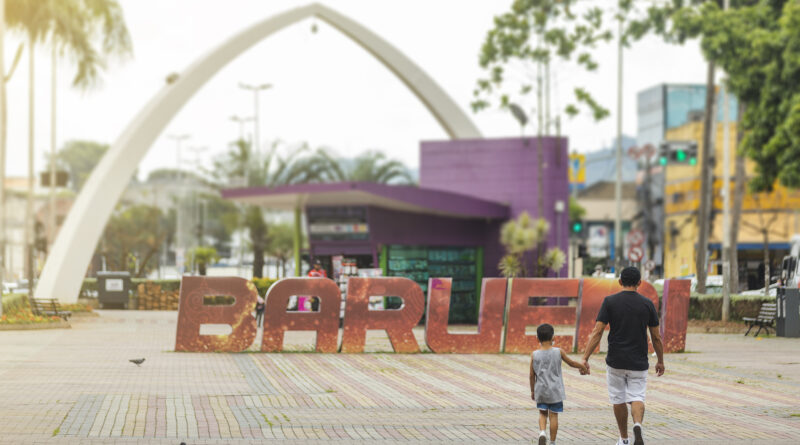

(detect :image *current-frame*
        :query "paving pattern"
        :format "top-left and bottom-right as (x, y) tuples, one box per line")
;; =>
(0, 311), (799, 444)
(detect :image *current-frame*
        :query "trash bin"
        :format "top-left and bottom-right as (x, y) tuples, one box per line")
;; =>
(777, 287), (800, 338)
(97, 271), (132, 309)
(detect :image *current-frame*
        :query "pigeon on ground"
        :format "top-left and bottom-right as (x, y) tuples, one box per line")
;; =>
(129, 358), (145, 366)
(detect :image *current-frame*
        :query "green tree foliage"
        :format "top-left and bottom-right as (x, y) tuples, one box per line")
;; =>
(5, 0), (132, 88)
(630, 0), (800, 192)
(473, 0), (616, 120)
(265, 223), (295, 278)
(51, 140), (108, 191)
(100, 205), (166, 277)
(319, 150), (413, 184)
(568, 195), (586, 222)
(191, 246), (219, 276)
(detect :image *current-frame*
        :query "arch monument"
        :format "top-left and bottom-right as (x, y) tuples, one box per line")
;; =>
(35, 3), (482, 303)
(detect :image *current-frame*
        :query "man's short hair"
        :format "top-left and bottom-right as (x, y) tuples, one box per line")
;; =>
(536, 323), (554, 343)
(620, 266), (642, 287)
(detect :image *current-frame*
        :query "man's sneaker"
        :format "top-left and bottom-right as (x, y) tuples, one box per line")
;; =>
(538, 432), (547, 445)
(617, 439), (630, 445)
(633, 424), (644, 445)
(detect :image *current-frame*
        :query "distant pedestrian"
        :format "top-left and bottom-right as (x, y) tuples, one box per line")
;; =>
(306, 259), (328, 311)
(255, 295), (265, 327)
(582, 266), (665, 445)
(530, 323), (588, 445)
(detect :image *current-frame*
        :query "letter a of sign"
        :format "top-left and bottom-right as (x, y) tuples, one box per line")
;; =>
(261, 278), (341, 353)
(175, 276), (257, 352)
(425, 278), (506, 353)
(340, 277), (424, 353)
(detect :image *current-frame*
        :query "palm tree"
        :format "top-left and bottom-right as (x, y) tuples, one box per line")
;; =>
(213, 139), (333, 277)
(309, 149), (413, 184)
(3, 0), (131, 296)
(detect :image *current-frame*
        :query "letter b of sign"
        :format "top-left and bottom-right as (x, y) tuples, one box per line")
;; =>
(175, 276), (258, 352)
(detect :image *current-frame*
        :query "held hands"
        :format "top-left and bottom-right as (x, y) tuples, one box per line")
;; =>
(580, 359), (591, 376)
(655, 361), (665, 377)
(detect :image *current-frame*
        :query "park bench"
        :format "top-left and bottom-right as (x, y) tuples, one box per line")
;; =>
(31, 298), (72, 321)
(742, 302), (776, 336)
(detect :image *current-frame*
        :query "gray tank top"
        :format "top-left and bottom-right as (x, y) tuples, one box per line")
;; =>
(532, 348), (566, 404)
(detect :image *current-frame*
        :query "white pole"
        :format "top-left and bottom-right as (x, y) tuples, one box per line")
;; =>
(25, 35), (35, 299)
(721, 0), (732, 321)
(614, 18), (624, 273)
(49, 44), (57, 249)
(0, 0), (5, 313)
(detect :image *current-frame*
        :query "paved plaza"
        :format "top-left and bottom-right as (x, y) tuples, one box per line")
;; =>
(0, 311), (798, 444)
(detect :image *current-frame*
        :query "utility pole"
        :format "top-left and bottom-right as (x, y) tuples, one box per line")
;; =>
(238, 83), (271, 157)
(721, 0), (732, 321)
(614, 17), (624, 273)
(25, 34), (35, 301)
(696, 62), (717, 294)
(168, 134), (190, 276)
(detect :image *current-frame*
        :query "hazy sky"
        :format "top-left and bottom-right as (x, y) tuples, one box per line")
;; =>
(3, 0), (709, 179)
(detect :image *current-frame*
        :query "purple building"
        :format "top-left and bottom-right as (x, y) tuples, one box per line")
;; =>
(222, 137), (569, 322)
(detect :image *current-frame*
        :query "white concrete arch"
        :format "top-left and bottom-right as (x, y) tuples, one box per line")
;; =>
(36, 2), (482, 303)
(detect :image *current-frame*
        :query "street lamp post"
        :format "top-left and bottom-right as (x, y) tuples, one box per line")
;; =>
(230, 115), (254, 142)
(238, 83), (271, 157)
(168, 134), (190, 276)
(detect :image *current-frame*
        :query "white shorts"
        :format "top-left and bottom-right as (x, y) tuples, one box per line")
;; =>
(606, 366), (648, 404)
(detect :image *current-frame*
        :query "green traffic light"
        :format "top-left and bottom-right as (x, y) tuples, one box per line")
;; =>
(676, 150), (686, 162)
(572, 222), (583, 233)
(689, 157), (697, 166)
(659, 156), (668, 166)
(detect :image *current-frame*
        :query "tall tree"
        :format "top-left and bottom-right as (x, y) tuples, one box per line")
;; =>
(212, 139), (333, 277)
(4, 0), (131, 292)
(51, 140), (108, 191)
(100, 204), (166, 277)
(631, 0), (800, 303)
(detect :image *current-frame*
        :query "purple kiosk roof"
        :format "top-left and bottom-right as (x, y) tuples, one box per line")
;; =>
(221, 181), (509, 220)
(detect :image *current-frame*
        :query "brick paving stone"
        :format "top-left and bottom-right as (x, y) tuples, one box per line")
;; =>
(0, 310), (799, 443)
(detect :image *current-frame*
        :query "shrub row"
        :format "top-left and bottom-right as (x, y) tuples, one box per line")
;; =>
(689, 293), (773, 321)
(81, 277), (280, 310)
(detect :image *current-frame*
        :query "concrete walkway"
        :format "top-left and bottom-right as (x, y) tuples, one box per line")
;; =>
(0, 310), (798, 444)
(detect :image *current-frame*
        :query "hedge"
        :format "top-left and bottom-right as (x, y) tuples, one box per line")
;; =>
(80, 277), (280, 309)
(689, 293), (773, 321)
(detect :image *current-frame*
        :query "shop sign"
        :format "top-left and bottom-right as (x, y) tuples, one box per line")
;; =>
(175, 276), (690, 354)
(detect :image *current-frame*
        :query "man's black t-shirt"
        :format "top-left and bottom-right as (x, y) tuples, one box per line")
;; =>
(596, 290), (659, 371)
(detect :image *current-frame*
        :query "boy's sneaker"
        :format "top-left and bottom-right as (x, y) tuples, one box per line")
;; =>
(617, 439), (629, 445)
(538, 432), (547, 445)
(633, 424), (644, 445)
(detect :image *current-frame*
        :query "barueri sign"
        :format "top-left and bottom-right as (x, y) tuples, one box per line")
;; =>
(175, 276), (690, 354)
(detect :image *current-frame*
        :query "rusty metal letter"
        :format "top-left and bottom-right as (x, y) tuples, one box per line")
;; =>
(425, 278), (506, 353)
(175, 276), (257, 352)
(261, 278), (341, 353)
(341, 277), (424, 353)
(661, 279), (690, 353)
(504, 278), (580, 353)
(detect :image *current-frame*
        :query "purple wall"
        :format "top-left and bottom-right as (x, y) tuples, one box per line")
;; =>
(420, 137), (570, 277)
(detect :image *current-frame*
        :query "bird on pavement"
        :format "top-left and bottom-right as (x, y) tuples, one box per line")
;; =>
(129, 358), (145, 366)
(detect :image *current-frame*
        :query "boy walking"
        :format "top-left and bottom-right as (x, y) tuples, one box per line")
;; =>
(530, 323), (588, 445)
(581, 266), (665, 445)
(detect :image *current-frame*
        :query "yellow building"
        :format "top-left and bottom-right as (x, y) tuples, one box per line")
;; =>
(663, 117), (800, 289)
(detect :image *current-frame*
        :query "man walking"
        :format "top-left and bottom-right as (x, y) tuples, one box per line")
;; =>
(582, 266), (664, 445)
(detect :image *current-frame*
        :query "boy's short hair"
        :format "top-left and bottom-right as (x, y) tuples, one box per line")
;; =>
(536, 323), (554, 343)
(620, 266), (642, 287)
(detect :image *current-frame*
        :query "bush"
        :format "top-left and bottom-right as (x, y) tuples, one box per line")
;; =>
(80, 278), (97, 299)
(689, 293), (773, 321)
(252, 277), (279, 296)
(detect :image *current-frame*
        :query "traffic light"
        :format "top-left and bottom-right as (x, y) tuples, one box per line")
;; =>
(658, 141), (698, 166)
(578, 244), (587, 258)
(572, 221), (583, 234)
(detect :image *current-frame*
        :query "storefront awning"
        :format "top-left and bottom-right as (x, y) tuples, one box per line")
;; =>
(221, 182), (509, 219)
